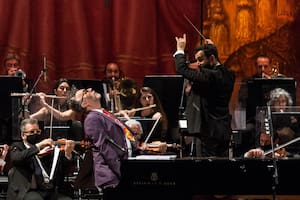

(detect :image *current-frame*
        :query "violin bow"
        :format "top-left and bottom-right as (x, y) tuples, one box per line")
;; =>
(183, 14), (206, 40)
(144, 115), (162, 144)
(264, 136), (300, 156)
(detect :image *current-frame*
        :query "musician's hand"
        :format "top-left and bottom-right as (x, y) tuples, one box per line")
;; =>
(36, 138), (54, 150)
(152, 112), (162, 121)
(22, 93), (32, 107)
(37, 145), (54, 157)
(117, 110), (131, 120)
(0, 144), (9, 160)
(205, 39), (214, 44)
(64, 140), (75, 159)
(245, 148), (264, 158)
(36, 92), (47, 106)
(158, 142), (167, 153)
(175, 34), (186, 51)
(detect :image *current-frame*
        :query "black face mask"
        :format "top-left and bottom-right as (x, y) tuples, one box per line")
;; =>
(26, 134), (40, 145)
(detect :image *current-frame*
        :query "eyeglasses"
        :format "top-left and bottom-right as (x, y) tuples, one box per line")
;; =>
(23, 129), (41, 135)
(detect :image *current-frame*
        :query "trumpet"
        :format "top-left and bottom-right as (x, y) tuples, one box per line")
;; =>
(15, 69), (26, 79)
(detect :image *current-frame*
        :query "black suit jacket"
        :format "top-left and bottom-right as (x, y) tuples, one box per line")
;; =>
(175, 53), (235, 141)
(6, 142), (74, 200)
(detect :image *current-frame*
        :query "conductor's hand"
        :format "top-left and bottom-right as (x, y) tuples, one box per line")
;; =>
(175, 34), (186, 51)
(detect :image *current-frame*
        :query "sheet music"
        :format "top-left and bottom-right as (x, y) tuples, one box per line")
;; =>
(130, 155), (177, 160)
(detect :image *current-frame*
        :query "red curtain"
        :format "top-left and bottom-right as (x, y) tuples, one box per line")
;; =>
(0, 0), (202, 93)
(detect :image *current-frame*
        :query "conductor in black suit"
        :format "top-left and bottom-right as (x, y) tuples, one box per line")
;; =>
(174, 34), (235, 157)
(6, 118), (75, 200)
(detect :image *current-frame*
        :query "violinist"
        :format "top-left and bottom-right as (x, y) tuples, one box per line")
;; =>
(125, 119), (168, 155)
(7, 118), (75, 200)
(244, 131), (285, 158)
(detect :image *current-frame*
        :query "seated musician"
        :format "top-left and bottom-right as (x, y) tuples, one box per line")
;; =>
(118, 86), (168, 142)
(125, 119), (167, 155)
(30, 78), (83, 141)
(7, 118), (75, 200)
(268, 88), (299, 139)
(102, 62), (138, 112)
(244, 131), (285, 158)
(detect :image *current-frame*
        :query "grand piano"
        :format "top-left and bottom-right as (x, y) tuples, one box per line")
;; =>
(111, 157), (300, 200)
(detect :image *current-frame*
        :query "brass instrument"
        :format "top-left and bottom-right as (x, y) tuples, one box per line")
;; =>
(262, 63), (281, 78)
(111, 77), (123, 113)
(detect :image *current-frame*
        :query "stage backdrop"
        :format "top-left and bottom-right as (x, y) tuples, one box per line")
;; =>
(1, 0), (300, 128)
(0, 0), (202, 93)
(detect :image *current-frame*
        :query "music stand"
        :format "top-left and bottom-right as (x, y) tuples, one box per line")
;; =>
(271, 107), (300, 154)
(246, 78), (296, 121)
(143, 75), (184, 141)
(0, 76), (23, 143)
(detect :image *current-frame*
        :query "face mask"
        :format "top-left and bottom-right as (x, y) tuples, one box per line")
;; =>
(26, 134), (40, 145)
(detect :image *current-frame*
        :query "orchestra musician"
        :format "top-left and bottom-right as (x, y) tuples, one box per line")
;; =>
(30, 78), (83, 141)
(69, 88), (135, 199)
(7, 118), (75, 200)
(244, 131), (285, 158)
(3, 53), (30, 92)
(245, 87), (298, 158)
(102, 62), (138, 113)
(238, 55), (289, 155)
(119, 87), (168, 142)
(124, 119), (168, 155)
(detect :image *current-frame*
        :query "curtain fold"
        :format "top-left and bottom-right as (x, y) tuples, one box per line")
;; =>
(0, 0), (202, 93)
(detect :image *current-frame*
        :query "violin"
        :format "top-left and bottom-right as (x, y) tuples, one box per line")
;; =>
(54, 138), (92, 150)
(144, 141), (181, 153)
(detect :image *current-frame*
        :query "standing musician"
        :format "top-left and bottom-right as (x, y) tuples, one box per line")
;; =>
(174, 34), (235, 157)
(7, 118), (75, 200)
(69, 88), (134, 199)
(69, 88), (171, 199)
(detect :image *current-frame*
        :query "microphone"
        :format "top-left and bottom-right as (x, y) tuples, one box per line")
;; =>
(43, 56), (47, 82)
